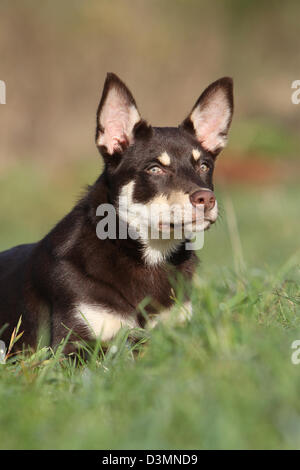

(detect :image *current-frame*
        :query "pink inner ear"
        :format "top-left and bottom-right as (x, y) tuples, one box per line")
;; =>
(98, 88), (140, 154)
(191, 88), (231, 153)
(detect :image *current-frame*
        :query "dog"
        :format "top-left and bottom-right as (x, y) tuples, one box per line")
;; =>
(0, 73), (233, 354)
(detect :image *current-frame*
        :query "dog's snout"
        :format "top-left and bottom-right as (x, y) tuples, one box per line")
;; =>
(189, 190), (216, 211)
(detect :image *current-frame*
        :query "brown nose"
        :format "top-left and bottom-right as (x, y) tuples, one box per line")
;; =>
(189, 190), (216, 211)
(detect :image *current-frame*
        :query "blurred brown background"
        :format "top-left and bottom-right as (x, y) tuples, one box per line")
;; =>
(0, 0), (300, 175)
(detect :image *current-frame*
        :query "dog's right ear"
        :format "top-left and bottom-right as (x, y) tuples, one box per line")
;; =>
(96, 73), (151, 157)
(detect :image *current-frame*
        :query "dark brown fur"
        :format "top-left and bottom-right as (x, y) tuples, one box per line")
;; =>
(0, 73), (233, 353)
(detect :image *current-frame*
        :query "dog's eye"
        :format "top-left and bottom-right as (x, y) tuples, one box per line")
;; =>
(147, 166), (165, 175)
(200, 163), (209, 173)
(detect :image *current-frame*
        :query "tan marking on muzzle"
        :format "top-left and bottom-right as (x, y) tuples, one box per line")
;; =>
(148, 190), (190, 207)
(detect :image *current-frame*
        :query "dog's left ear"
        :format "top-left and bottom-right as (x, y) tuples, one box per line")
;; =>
(180, 77), (233, 156)
(96, 73), (150, 156)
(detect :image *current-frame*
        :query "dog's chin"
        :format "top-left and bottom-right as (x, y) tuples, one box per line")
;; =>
(203, 218), (217, 231)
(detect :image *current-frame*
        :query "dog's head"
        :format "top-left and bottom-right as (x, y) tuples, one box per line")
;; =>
(95, 73), (233, 261)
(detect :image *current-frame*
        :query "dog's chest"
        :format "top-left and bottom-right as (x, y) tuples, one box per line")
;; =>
(124, 263), (175, 309)
(74, 303), (139, 342)
(83, 248), (177, 311)
(72, 262), (176, 341)
(68, 235), (196, 342)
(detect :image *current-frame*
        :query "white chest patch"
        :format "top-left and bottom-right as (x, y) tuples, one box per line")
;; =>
(75, 304), (137, 342)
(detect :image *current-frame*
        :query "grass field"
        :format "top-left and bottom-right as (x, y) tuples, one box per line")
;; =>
(0, 162), (299, 449)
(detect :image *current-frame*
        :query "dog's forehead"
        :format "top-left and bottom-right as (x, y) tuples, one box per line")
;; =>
(150, 127), (201, 159)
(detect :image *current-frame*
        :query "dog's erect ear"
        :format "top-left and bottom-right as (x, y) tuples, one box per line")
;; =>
(96, 73), (149, 156)
(180, 77), (233, 155)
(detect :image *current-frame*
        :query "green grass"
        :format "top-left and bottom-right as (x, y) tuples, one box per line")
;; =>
(0, 163), (299, 449)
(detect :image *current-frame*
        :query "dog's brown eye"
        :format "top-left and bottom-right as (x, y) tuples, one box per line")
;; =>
(147, 166), (164, 175)
(200, 163), (209, 173)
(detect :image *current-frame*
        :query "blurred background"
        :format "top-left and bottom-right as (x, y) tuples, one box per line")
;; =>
(0, 0), (300, 451)
(0, 0), (299, 266)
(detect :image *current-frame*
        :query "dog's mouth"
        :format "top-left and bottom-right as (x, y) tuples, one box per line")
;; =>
(135, 205), (219, 234)
(158, 216), (216, 232)
(118, 187), (218, 238)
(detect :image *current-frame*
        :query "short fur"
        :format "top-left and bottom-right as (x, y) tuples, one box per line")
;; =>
(0, 73), (233, 353)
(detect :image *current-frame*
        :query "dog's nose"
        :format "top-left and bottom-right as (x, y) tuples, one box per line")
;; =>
(189, 190), (216, 211)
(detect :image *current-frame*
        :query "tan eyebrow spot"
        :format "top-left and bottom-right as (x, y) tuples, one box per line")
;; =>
(192, 149), (201, 161)
(157, 152), (171, 166)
